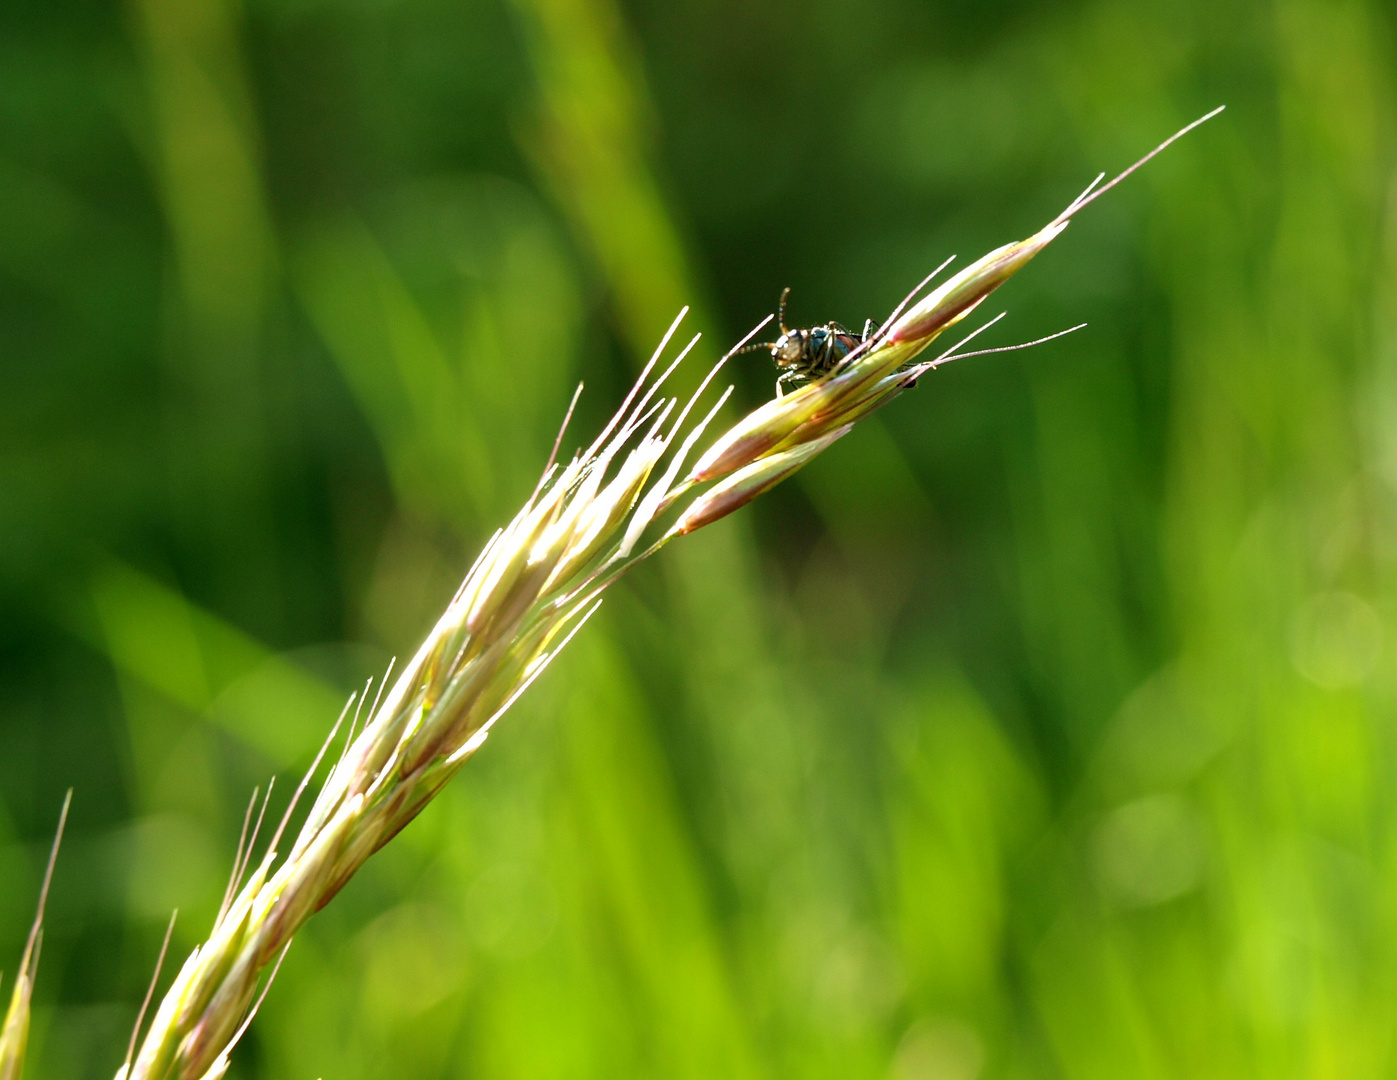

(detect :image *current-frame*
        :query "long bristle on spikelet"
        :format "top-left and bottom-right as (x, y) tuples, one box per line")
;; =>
(0, 792), (71, 1080)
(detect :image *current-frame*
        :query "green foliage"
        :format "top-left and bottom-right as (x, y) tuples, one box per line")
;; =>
(1, 0), (1393, 1077)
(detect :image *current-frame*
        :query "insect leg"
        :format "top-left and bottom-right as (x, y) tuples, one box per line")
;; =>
(862, 318), (874, 340)
(813, 335), (829, 377)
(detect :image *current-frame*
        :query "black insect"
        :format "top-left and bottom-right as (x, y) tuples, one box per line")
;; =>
(739, 288), (874, 397)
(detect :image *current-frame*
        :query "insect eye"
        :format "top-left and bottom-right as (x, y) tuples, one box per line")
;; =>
(776, 335), (803, 364)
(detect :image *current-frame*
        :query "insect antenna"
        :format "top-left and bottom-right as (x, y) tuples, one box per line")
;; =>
(733, 289), (793, 357)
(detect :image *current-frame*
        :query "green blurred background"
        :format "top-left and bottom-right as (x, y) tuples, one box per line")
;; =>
(2, 0), (1393, 1076)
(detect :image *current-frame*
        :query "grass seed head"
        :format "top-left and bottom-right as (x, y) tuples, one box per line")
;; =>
(118, 111), (1221, 1079)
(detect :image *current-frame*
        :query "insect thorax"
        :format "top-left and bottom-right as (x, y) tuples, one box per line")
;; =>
(798, 324), (858, 378)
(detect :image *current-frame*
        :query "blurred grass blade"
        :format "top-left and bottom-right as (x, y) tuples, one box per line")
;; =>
(509, 0), (715, 359)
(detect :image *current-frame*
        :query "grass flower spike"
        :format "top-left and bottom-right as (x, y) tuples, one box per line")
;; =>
(120, 110), (1221, 1079)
